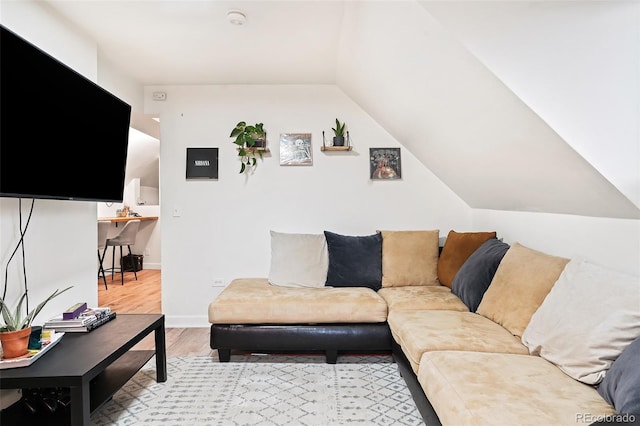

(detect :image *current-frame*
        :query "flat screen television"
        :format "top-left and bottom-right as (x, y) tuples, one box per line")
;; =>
(0, 24), (132, 202)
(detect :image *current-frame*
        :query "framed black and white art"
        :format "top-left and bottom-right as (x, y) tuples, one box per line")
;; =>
(279, 133), (312, 166)
(186, 148), (219, 179)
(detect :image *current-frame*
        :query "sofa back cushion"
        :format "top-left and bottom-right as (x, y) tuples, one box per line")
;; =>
(268, 231), (328, 288)
(476, 242), (569, 337)
(379, 230), (440, 287)
(451, 238), (510, 312)
(437, 230), (497, 288)
(522, 257), (640, 385)
(324, 231), (382, 290)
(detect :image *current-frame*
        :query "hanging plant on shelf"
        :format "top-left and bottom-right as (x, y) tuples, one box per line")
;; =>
(229, 121), (267, 173)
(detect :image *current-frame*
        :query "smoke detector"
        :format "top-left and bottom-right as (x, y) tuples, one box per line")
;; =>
(227, 10), (247, 26)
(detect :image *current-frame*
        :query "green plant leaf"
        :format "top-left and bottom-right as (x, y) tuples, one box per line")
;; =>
(0, 298), (17, 331)
(229, 121), (246, 137)
(23, 286), (72, 329)
(240, 162), (246, 173)
(332, 118), (346, 137)
(0, 286), (72, 331)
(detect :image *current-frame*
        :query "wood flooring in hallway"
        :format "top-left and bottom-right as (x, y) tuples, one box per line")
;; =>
(98, 269), (214, 358)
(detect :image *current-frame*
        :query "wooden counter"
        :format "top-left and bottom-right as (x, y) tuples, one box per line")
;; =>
(98, 216), (158, 224)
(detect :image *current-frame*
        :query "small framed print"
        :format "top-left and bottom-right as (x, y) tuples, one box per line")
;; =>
(186, 148), (218, 179)
(280, 133), (312, 166)
(370, 148), (401, 180)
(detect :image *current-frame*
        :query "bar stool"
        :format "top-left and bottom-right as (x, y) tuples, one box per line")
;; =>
(103, 220), (140, 287)
(97, 220), (111, 290)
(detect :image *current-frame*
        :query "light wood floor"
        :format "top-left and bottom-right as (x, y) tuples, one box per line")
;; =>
(98, 269), (214, 358)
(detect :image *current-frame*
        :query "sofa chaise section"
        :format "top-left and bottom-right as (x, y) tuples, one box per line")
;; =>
(208, 278), (391, 363)
(419, 351), (616, 426)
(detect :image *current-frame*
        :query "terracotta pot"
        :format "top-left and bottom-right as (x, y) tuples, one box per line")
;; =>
(0, 327), (32, 359)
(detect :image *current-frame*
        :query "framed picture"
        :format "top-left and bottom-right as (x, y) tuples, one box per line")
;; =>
(279, 133), (312, 166)
(369, 148), (401, 180)
(186, 148), (218, 179)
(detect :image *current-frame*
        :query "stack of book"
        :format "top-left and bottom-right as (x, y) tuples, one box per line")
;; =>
(44, 306), (116, 333)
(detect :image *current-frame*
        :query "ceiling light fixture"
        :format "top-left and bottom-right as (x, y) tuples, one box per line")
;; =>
(227, 10), (247, 26)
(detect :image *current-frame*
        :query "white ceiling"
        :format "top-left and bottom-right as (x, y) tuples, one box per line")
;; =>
(40, 0), (640, 219)
(45, 0), (345, 85)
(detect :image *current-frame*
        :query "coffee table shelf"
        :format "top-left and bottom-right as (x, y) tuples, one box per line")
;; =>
(0, 314), (166, 425)
(89, 349), (155, 412)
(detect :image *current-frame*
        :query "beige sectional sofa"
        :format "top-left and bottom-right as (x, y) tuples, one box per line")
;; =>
(208, 229), (640, 425)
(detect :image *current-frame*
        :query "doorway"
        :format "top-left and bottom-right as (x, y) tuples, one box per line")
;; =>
(97, 113), (161, 312)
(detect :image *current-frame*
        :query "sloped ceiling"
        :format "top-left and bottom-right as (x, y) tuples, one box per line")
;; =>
(43, 0), (640, 219)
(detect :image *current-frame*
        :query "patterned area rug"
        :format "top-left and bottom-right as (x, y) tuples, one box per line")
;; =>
(90, 355), (423, 425)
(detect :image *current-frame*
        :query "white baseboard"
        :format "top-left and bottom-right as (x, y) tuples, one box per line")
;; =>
(165, 314), (210, 328)
(143, 263), (161, 270)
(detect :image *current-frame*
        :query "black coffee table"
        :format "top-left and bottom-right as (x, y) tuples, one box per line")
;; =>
(0, 313), (167, 425)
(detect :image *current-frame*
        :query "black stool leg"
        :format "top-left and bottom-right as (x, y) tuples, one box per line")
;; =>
(111, 246), (116, 279)
(98, 248), (108, 290)
(127, 245), (138, 281)
(119, 245), (124, 286)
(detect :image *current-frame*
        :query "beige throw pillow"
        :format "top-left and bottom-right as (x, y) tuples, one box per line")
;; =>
(476, 242), (569, 337)
(522, 257), (640, 385)
(268, 231), (328, 288)
(380, 230), (440, 287)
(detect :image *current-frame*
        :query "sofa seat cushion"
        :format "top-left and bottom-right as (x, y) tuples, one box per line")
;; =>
(378, 286), (468, 313)
(387, 310), (528, 373)
(209, 278), (388, 324)
(418, 351), (615, 425)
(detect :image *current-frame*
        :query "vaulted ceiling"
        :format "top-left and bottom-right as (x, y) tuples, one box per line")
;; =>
(43, 0), (640, 219)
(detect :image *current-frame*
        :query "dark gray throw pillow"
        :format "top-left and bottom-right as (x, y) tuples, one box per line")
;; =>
(598, 335), (640, 414)
(324, 231), (382, 290)
(451, 238), (509, 311)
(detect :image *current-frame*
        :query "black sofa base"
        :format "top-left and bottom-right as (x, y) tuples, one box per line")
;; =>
(392, 340), (441, 426)
(210, 322), (392, 364)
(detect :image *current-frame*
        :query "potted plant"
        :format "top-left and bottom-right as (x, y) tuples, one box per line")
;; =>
(0, 286), (72, 358)
(331, 118), (347, 146)
(229, 121), (267, 173)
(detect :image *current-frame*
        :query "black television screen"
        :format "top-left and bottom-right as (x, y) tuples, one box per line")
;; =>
(0, 25), (131, 202)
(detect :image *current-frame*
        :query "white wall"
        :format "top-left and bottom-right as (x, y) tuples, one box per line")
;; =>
(336, 1), (639, 219)
(0, 2), (100, 323)
(145, 84), (471, 327)
(472, 209), (640, 276)
(422, 1), (640, 276)
(424, 0), (640, 209)
(98, 53), (145, 112)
